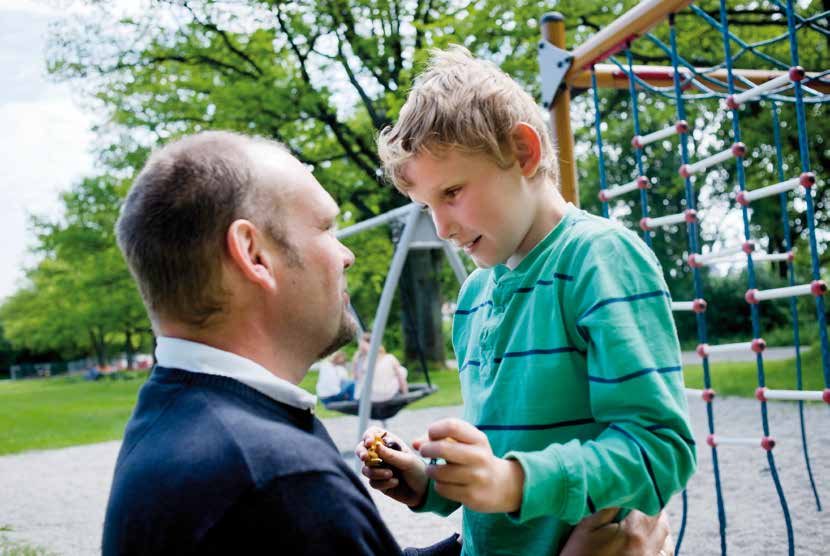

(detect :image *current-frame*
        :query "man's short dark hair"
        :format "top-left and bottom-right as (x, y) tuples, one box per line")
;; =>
(116, 131), (296, 326)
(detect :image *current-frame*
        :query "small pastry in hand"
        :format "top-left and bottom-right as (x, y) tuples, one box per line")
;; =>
(366, 432), (401, 467)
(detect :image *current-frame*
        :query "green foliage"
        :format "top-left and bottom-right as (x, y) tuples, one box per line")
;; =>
(36, 0), (829, 357)
(0, 177), (151, 363)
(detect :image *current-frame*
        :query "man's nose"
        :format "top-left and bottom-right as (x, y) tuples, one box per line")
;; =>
(341, 242), (355, 269)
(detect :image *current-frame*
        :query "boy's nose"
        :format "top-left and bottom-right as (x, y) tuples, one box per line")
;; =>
(431, 209), (456, 241)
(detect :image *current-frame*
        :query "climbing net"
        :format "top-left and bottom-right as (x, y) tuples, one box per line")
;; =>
(555, 1), (828, 555)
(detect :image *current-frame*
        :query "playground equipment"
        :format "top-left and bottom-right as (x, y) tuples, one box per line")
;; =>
(539, 1), (828, 555)
(334, 204), (468, 452)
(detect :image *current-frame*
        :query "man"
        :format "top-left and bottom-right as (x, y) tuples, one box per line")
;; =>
(104, 131), (672, 555)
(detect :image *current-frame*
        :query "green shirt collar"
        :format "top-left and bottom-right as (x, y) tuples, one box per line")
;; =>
(492, 203), (577, 282)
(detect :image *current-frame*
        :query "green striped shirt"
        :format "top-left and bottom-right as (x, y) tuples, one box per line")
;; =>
(418, 205), (696, 555)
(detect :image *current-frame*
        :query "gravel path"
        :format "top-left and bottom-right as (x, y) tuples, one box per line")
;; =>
(1, 396), (828, 555)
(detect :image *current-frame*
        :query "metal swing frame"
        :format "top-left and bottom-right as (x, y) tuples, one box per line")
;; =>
(334, 203), (469, 451)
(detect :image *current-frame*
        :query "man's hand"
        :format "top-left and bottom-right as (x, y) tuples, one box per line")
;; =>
(355, 427), (429, 507)
(560, 508), (673, 556)
(413, 418), (524, 514)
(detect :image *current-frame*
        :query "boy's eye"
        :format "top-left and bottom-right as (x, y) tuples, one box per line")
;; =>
(445, 187), (461, 199)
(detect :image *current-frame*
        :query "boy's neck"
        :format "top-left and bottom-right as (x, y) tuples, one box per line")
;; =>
(506, 186), (569, 270)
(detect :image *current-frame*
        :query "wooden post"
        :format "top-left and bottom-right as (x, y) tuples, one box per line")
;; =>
(542, 13), (578, 205)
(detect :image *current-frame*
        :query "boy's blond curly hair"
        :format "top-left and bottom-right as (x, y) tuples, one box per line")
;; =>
(377, 45), (558, 191)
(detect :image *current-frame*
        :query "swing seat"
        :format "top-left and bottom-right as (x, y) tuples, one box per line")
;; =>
(325, 383), (438, 421)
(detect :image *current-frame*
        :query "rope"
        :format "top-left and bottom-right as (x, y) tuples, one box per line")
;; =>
(717, 1), (795, 552)
(771, 100), (821, 512)
(586, 2), (830, 553)
(624, 46), (652, 247)
(668, 14), (728, 555)
(784, 0), (830, 388)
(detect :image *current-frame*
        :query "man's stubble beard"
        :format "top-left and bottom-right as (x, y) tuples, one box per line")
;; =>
(316, 309), (359, 360)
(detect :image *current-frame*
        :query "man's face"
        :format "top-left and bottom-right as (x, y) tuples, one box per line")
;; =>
(403, 148), (536, 269)
(253, 146), (358, 360)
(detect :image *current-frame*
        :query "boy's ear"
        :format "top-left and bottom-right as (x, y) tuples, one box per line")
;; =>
(226, 219), (277, 292)
(510, 122), (542, 178)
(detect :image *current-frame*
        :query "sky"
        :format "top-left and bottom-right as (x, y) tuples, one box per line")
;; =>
(0, 0), (96, 301)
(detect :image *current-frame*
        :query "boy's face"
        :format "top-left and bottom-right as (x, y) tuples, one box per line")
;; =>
(402, 148), (536, 268)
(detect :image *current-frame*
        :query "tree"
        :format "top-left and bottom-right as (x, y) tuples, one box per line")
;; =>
(43, 0), (826, 356)
(1, 177), (152, 366)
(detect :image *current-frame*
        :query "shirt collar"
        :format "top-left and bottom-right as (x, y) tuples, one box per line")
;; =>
(492, 202), (577, 282)
(155, 337), (317, 412)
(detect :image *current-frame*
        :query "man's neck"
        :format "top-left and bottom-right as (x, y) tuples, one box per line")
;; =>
(157, 321), (309, 385)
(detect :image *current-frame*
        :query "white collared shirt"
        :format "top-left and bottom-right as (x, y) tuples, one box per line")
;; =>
(155, 337), (317, 412)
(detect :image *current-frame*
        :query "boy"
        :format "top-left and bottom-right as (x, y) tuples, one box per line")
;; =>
(358, 46), (696, 555)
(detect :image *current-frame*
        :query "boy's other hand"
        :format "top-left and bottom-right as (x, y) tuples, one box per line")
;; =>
(560, 508), (673, 556)
(414, 418), (524, 514)
(355, 427), (429, 508)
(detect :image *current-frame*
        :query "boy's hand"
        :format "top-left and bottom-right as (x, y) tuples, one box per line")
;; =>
(355, 427), (429, 508)
(413, 418), (525, 514)
(560, 508), (673, 556)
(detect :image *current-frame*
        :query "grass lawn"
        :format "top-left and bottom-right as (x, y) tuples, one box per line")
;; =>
(682, 345), (825, 397)
(0, 372), (149, 456)
(0, 366), (462, 455)
(0, 347), (823, 455)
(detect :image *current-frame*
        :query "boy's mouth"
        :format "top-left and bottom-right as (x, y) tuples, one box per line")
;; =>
(462, 236), (482, 253)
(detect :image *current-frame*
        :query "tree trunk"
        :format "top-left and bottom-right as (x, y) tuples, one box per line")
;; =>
(89, 327), (107, 367)
(399, 249), (445, 363)
(124, 327), (135, 369)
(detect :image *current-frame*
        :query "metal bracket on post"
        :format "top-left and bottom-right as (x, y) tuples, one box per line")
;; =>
(538, 40), (574, 110)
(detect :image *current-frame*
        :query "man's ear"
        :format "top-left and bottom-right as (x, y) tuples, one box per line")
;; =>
(510, 122), (542, 179)
(226, 219), (277, 292)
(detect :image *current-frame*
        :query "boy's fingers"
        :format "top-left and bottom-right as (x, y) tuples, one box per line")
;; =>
(418, 439), (476, 464)
(432, 480), (468, 505)
(427, 418), (486, 444)
(425, 462), (469, 486)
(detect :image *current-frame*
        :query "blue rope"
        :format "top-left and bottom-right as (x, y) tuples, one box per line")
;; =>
(770, 101), (822, 512)
(591, 67), (610, 219)
(668, 14), (726, 555)
(624, 46), (651, 247)
(692, 4), (792, 70)
(718, 1), (795, 553)
(605, 47), (828, 105)
(769, 1), (830, 37)
(785, 0), (830, 388)
(677, 488), (688, 555)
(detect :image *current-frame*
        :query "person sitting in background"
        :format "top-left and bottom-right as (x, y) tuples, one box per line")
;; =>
(353, 331), (408, 402)
(315, 350), (355, 404)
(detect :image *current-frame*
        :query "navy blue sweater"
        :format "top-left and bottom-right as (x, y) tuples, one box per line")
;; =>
(103, 366), (403, 555)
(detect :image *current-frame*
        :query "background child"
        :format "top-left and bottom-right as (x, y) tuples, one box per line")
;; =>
(315, 350), (355, 404)
(359, 46), (695, 556)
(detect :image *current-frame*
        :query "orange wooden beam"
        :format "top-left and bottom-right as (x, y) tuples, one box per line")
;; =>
(569, 64), (830, 94)
(567, 0), (696, 77)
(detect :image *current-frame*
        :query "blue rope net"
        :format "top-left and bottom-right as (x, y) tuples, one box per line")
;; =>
(586, 2), (828, 554)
